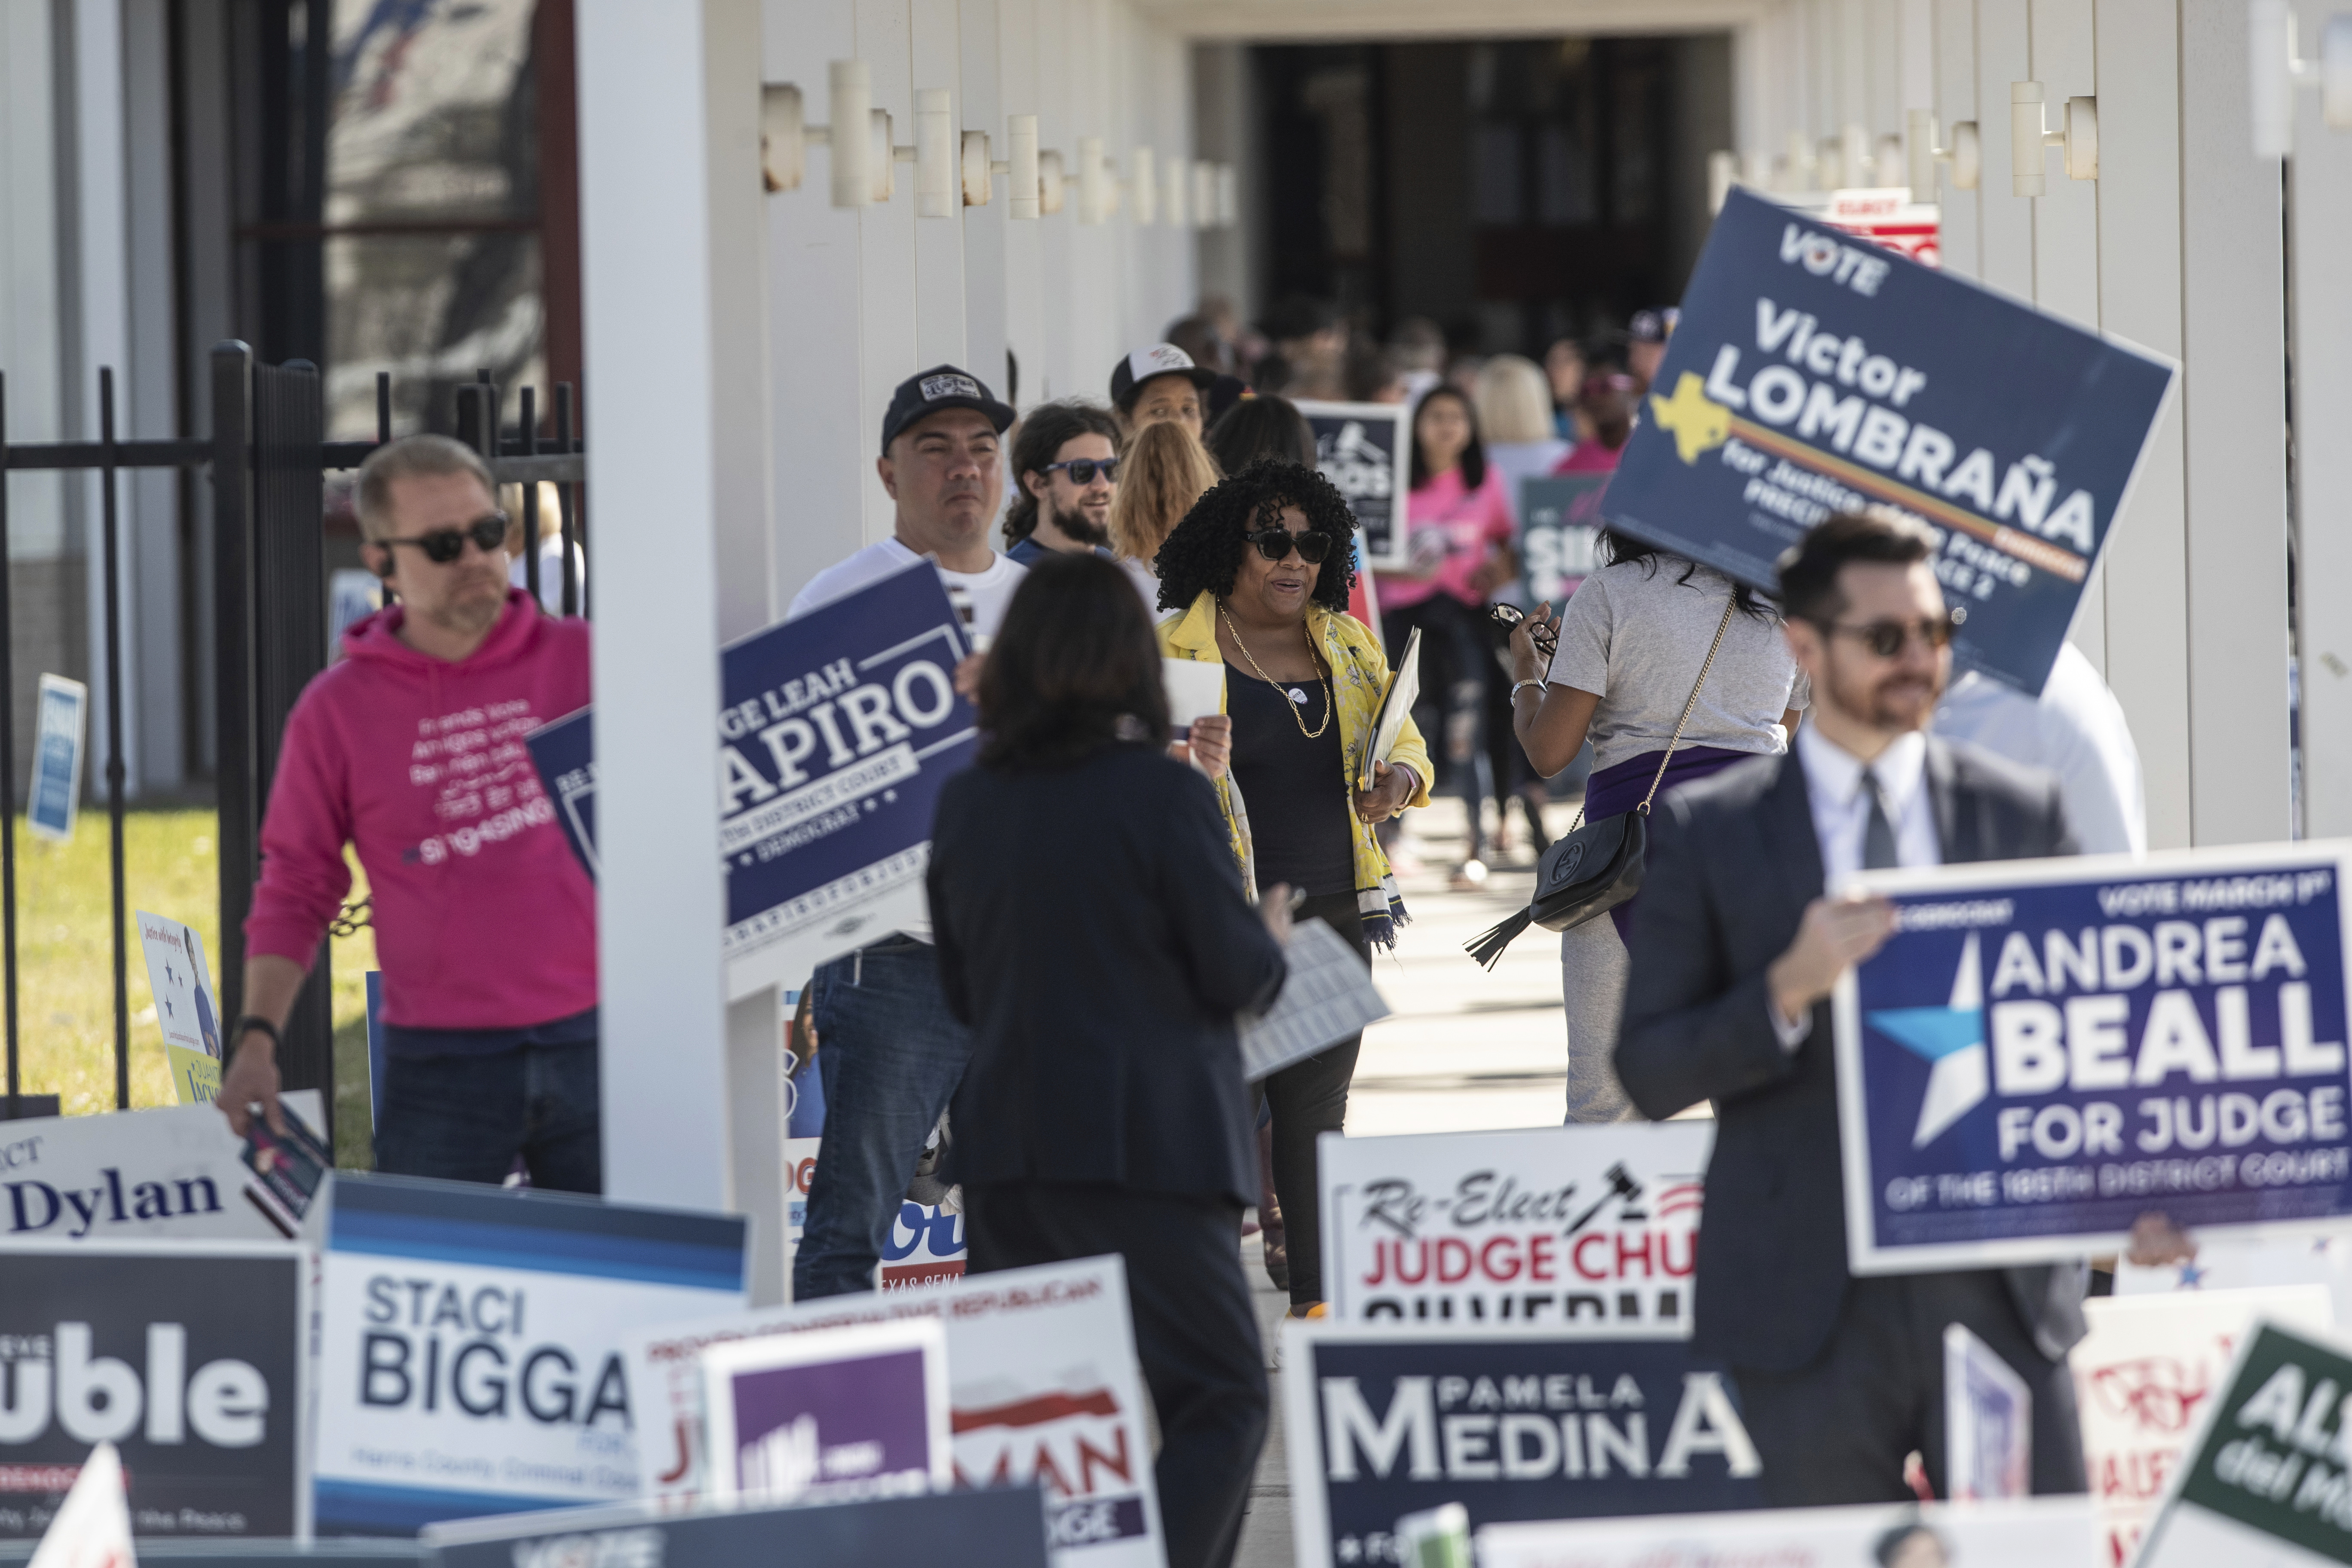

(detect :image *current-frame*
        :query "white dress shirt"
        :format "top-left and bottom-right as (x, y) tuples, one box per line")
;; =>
(1770, 725), (1943, 1048)
(1934, 641), (2146, 855)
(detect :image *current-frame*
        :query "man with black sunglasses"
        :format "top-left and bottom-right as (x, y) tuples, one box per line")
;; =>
(1002, 400), (1122, 564)
(219, 435), (600, 1191)
(1612, 509), (2190, 1507)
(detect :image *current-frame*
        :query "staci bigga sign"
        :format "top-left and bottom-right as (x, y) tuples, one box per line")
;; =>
(1835, 842), (2352, 1273)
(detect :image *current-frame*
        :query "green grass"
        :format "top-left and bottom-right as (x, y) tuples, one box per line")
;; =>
(8, 807), (379, 1165)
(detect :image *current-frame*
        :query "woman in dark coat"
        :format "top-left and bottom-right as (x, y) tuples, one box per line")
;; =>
(928, 551), (1292, 1568)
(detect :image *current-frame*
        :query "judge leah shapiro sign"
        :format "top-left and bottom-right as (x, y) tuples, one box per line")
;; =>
(1835, 842), (2352, 1273)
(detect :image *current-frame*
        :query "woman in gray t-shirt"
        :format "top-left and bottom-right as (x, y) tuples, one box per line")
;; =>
(1504, 534), (1809, 1121)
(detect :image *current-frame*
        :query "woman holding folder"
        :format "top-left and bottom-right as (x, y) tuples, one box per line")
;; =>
(1155, 459), (1433, 1317)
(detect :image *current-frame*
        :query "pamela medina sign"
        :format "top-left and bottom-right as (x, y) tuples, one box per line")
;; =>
(2136, 1319), (2352, 1566)
(311, 1174), (748, 1537)
(1317, 1124), (1712, 1331)
(1833, 842), (2352, 1274)
(0, 1243), (309, 1540)
(626, 1257), (1164, 1568)
(1280, 1322), (1762, 1568)
(1600, 185), (2175, 696)
(526, 561), (978, 1001)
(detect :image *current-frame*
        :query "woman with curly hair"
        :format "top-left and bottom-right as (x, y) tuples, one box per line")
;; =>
(1156, 459), (1434, 1317)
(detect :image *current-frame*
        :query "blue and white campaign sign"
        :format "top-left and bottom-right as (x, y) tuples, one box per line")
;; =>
(1602, 186), (2176, 696)
(524, 563), (976, 1000)
(1834, 842), (2352, 1274)
(1515, 475), (1607, 608)
(312, 1174), (748, 1536)
(1295, 400), (1412, 570)
(28, 673), (87, 842)
(1280, 1323), (1762, 1567)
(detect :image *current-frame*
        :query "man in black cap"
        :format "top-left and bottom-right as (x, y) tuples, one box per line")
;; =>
(1109, 342), (1216, 441)
(1625, 306), (1680, 395)
(788, 362), (1022, 1301)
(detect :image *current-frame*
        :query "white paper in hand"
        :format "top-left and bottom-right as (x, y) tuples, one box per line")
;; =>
(1163, 659), (1225, 739)
(28, 1442), (134, 1568)
(1239, 919), (1389, 1082)
(1357, 628), (1421, 791)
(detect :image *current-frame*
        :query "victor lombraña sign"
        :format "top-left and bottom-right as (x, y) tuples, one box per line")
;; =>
(627, 1257), (1165, 1568)
(1317, 1124), (1712, 1331)
(1280, 1322), (1761, 1567)
(2138, 1319), (2352, 1565)
(0, 1243), (309, 1540)
(1294, 401), (1412, 570)
(312, 1174), (747, 1536)
(1834, 842), (2352, 1273)
(1601, 185), (2175, 695)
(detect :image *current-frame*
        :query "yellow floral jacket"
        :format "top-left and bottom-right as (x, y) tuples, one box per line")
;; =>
(1159, 591), (1433, 947)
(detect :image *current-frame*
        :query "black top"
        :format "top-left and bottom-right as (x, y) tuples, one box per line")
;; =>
(1615, 738), (2080, 1372)
(1225, 662), (1356, 897)
(928, 744), (1287, 1206)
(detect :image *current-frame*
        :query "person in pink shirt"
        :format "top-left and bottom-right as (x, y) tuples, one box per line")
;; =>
(1376, 385), (1516, 887)
(1553, 369), (1640, 476)
(217, 435), (600, 1190)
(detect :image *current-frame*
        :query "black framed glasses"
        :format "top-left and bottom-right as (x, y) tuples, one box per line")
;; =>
(1041, 457), (1118, 485)
(380, 513), (510, 564)
(1243, 527), (1333, 565)
(1819, 606), (1966, 658)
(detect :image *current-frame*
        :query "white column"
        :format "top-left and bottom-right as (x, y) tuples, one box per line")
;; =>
(960, 0), (1011, 401)
(2092, 0), (2191, 849)
(2291, 24), (2352, 839)
(2178, 0), (2291, 843)
(1930, 0), (1979, 278)
(859, 0), (920, 540)
(998, 0), (1047, 406)
(579, 0), (774, 1215)
(1970, 0), (2033, 299)
(912, 0), (971, 367)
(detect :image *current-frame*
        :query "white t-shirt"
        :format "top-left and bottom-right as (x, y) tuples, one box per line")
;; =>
(1934, 640), (2147, 855)
(1546, 557), (1810, 772)
(786, 537), (1027, 640)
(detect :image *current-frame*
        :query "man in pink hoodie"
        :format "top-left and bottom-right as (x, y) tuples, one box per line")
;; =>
(217, 435), (599, 1190)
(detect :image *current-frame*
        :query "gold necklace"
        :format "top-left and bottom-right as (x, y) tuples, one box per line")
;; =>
(1220, 604), (1332, 739)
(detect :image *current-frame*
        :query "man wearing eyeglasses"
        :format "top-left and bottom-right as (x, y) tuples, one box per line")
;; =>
(1002, 400), (1121, 564)
(1613, 509), (2190, 1507)
(218, 434), (599, 1190)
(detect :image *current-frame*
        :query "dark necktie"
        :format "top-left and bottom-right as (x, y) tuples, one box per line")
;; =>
(1860, 771), (1899, 871)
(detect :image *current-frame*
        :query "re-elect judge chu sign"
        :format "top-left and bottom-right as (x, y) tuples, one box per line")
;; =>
(1835, 843), (2352, 1273)
(1602, 186), (2176, 696)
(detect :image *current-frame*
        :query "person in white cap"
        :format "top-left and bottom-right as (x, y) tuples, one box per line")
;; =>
(1110, 343), (1216, 442)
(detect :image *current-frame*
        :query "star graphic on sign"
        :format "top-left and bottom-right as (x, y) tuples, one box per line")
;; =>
(883, 790), (898, 803)
(1648, 371), (1733, 464)
(1868, 931), (1989, 1149)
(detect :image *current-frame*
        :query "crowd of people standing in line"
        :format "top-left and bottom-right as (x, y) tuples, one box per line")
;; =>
(205, 285), (2166, 1568)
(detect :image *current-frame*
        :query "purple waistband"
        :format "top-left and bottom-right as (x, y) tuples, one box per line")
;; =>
(1583, 743), (1755, 824)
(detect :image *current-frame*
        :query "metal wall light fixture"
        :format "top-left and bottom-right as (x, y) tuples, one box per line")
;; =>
(1906, 110), (1980, 198)
(2251, 0), (2352, 156)
(2010, 82), (2097, 196)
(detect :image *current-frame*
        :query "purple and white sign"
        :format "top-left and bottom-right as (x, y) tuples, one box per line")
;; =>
(700, 1319), (951, 1507)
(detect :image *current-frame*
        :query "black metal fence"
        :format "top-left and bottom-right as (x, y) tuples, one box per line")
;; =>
(0, 341), (588, 1147)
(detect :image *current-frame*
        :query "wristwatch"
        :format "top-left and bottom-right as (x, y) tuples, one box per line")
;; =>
(1510, 679), (1546, 701)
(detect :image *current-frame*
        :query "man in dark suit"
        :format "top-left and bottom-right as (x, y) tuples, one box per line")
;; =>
(1614, 510), (2175, 1505)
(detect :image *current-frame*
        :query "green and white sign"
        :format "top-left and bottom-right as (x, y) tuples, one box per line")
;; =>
(2142, 1320), (2352, 1565)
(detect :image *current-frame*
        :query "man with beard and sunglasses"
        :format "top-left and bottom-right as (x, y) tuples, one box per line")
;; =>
(1611, 509), (2191, 1506)
(1002, 400), (1121, 564)
(219, 435), (600, 1188)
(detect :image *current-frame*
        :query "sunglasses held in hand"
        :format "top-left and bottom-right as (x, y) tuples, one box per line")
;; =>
(379, 513), (511, 564)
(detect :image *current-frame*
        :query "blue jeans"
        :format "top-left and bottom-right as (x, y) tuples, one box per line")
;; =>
(371, 1040), (603, 1194)
(792, 939), (972, 1299)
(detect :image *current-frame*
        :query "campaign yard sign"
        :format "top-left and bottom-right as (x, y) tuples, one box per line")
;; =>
(135, 910), (226, 1105)
(0, 1094), (328, 1246)
(2074, 1286), (2334, 1566)
(1317, 1124), (1712, 1331)
(628, 1257), (1164, 1568)
(421, 1488), (1054, 1568)
(1280, 1322), (1762, 1568)
(1477, 1497), (2098, 1568)
(2138, 1319), (2352, 1566)
(1834, 842), (2352, 1274)
(523, 710), (595, 879)
(1601, 185), (2176, 696)
(0, 1243), (309, 1540)
(1516, 475), (1607, 610)
(27, 675), (87, 843)
(312, 1174), (747, 1536)
(1295, 401), (1412, 570)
